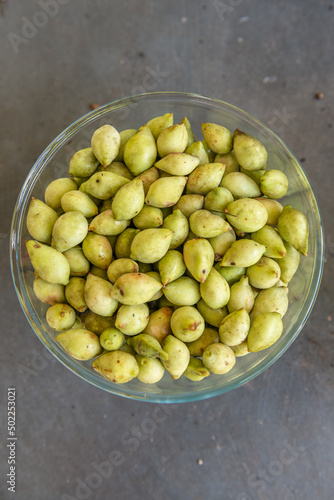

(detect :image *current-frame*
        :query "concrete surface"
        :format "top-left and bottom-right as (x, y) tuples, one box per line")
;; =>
(1, 1), (333, 499)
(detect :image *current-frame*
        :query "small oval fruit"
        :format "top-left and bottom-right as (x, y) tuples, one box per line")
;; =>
(92, 351), (139, 383)
(202, 343), (236, 374)
(170, 306), (205, 342)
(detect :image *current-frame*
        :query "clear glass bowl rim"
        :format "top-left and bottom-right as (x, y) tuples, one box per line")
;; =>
(10, 91), (324, 403)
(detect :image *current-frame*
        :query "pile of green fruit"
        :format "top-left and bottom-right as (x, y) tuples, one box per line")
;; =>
(25, 113), (309, 385)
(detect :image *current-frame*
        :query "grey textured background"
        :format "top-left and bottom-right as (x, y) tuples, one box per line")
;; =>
(1, 1), (333, 499)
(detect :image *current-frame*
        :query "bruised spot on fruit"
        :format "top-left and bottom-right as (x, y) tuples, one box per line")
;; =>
(189, 321), (201, 331)
(33, 243), (41, 249)
(120, 289), (124, 296)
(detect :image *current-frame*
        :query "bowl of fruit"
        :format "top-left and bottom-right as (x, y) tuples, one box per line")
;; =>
(10, 92), (324, 402)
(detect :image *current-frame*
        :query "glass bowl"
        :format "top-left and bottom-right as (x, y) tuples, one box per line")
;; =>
(10, 92), (324, 403)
